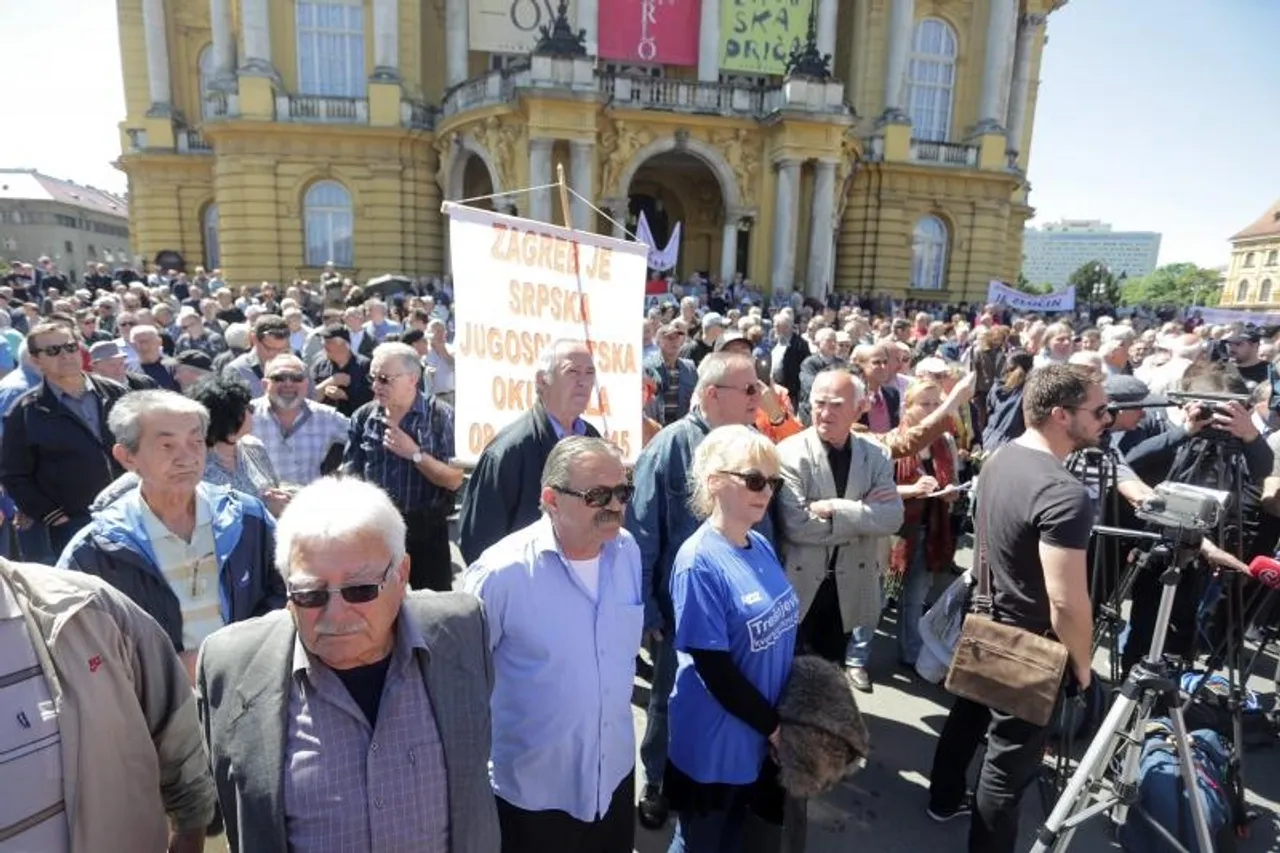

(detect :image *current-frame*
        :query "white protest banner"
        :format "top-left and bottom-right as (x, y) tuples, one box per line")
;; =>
(443, 202), (647, 464)
(986, 280), (1077, 313)
(1189, 306), (1280, 326)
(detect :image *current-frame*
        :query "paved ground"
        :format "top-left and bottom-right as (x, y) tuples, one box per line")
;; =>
(208, 539), (1280, 852)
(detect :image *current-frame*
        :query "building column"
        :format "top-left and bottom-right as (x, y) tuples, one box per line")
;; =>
(209, 0), (237, 90)
(806, 160), (837, 299)
(141, 0), (172, 116)
(528, 139), (554, 224)
(371, 0), (400, 81)
(880, 0), (914, 123)
(770, 159), (801, 295)
(577, 0), (599, 56)
(569, 141), (595, 231)
(815, 0), (838, 63)
(720, 217), (740, 282)
(974, 0), (1018, 134)
(445, 0), (469, 87)
(238, 0), (279, 78)
(697, 0), (721, 83)
(1004, 13), (1045, 156)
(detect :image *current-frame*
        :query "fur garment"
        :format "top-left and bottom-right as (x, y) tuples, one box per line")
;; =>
(775, 655), (872, 798)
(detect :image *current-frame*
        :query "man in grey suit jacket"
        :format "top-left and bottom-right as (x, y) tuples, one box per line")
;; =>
(196, 476), (500, 853)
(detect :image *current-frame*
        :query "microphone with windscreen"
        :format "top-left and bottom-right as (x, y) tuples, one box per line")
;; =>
(1245, 555), (1280, 590)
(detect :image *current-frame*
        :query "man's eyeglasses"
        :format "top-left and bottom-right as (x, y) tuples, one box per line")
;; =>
(33, 342), (79, 357)
(372, 372), (409, 385)
(1067, 404), (1111, 421)
(287, 563), (396, 609)
(713, 383), (760, 397)
(720, 469), (784, 493)
(552, 483), (635, 508)
(268, 371), (306, 383)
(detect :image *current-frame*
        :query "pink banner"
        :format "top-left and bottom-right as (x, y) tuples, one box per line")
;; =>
(598, 0), (699, 66)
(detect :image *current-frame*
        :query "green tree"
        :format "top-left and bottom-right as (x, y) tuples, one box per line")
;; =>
(1014, 272), (1053, 295)
(1067, 260), (1122, 304)
(1119, 263), (1222, 307)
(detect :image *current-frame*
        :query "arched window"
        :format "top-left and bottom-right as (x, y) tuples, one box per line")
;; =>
(1236, 280), (1250, 302)
(1268, 250), (1278, 266)
(1244, 252), (1256, 268)
(1261, 279), (1274, 303)
(203, 203), (220, 269)
(297, 0), (366, 97)
(911, 215), (948, 291)
(198, 45), (217, 119)
(303, 181), (353, 267)
(906, 18), (957, 143)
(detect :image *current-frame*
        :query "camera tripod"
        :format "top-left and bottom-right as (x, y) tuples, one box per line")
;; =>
(1030, 530), (1215, 853)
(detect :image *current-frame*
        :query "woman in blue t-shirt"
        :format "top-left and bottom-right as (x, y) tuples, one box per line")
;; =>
(664, 424), (800, 853)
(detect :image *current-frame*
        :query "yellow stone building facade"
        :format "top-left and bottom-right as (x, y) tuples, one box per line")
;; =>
(1216, 199), (1280, 309)
(115, 0), (1064, 301)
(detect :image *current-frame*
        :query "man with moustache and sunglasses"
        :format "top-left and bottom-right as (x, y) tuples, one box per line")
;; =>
(463, 436), (643, 853)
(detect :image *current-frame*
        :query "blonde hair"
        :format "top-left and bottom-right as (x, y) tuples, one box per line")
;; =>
(903, 379), (942, 410)
(688, 425), (780, 519)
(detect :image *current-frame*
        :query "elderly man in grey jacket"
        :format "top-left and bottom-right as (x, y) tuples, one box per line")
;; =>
(0, 559), (215, 852)
(197, 476), (499, 853)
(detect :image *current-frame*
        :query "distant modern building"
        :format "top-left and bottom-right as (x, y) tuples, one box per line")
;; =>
(1217, 199), (1280, 308)
(0, 169), (131, 275)
(1021, 219), (1161, 289)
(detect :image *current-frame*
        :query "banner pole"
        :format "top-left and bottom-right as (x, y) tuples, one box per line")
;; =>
(556, 162), (573, 230)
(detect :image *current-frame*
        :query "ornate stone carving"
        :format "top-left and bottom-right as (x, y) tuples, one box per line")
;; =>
(434, 131), (457, 197)
(599, 119), (656, 197)
(712, 128), (758, 208)
(475, 116), (521, 191)
(833, 129), (860, 224)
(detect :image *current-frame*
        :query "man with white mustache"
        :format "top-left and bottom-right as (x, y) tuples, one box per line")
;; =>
(464, 437), (644, 853)
(250, 353), (349, 487)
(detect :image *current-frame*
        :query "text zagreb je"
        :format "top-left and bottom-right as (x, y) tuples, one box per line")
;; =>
(490, 222), (613, 283)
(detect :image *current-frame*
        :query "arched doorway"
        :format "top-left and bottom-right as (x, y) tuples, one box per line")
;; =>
(625, 151), (742, 281)
(460, 153), (495, 211)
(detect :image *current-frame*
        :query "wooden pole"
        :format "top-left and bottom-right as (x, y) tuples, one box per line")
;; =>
(556, 162), (573, 230)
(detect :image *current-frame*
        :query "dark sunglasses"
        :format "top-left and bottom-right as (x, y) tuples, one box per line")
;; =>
(714, 383), (761, 397)
(287, 563), (395, 609)
(372, 372), (408, 385)
(33, 342), (79, 357)
(720, 469), (784, 493)
(1067, 404), (1110, 421)
(553, 483), (635, 508)
(268, 371), (306, 383)
(261, 331), (290, 342)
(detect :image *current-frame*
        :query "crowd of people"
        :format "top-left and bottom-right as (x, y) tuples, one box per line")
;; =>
(2, 255), (1279, 853)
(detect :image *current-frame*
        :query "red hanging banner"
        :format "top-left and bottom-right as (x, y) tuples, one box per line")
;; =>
(598, 0), (700, 66)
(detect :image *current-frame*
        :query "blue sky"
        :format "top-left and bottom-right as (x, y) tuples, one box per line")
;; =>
(0, 0), (1274, 271)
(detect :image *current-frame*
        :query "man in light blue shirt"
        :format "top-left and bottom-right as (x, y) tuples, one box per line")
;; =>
(463, 435), (643, 853)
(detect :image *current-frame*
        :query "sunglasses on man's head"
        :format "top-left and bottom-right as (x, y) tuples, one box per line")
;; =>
(287, 563), (395, 609)
(720, 469), (784, 493)
(552, 483), (635, 508)
(33, 342), (79, 357)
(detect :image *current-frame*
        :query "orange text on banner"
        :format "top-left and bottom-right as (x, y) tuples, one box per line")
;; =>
(466, 419), (633, 459)
(456, 324), (638, 373)
(490, 223), (614, 282)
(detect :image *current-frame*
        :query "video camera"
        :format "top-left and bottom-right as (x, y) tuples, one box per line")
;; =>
(1134, 482), (1230, 548)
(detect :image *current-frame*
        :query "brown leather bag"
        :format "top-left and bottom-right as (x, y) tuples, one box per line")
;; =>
(944, 496), (1068, 727)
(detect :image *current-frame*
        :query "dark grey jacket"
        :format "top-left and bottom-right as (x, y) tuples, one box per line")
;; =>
(196, 591), (500, 853)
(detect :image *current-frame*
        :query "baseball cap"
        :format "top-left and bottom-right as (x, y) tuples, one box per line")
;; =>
(174, 350), (214, 372)
(1227, 327), (1261, 345)
(701, 312), (730, 331)
(714, 330), (751, 353)
(88, 340), (124, 363)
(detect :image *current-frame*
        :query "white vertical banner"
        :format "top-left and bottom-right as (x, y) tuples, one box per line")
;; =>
(443, 202), (647, 464)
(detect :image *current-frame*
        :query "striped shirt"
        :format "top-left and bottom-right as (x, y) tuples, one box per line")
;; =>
(250, 397), (349, 487)
(340, 394), (454, 516)
(0, 577), (68, 852)
(138, 491), (223, 651)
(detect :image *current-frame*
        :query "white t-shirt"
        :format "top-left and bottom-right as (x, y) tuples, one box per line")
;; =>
(425, 346), (455, 394)
(566, 555), (601, 601)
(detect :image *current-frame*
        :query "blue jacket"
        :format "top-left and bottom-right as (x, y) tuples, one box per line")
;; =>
(624, 411), (774, 632)
(57, 482), (286, 652)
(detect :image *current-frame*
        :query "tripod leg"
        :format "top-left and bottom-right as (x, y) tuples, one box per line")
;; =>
(1029, 695), (1138, 853)
(1167, 707), (1217, 853)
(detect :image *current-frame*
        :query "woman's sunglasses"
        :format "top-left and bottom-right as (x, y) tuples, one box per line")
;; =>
(552, 484), (635, 508)
(287, 563), (395, 609)
(720, 469), (784, 493)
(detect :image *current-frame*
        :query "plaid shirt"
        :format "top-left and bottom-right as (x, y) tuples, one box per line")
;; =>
(341, 394), (454, 515)
(283, 612), (449, 853)
(250, 397), (349, 486)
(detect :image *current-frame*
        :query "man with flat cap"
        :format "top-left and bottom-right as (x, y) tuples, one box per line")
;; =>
(173, 350), (215, 392)
(88, 339), (156, 391)
(309, 325), (372, 417)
